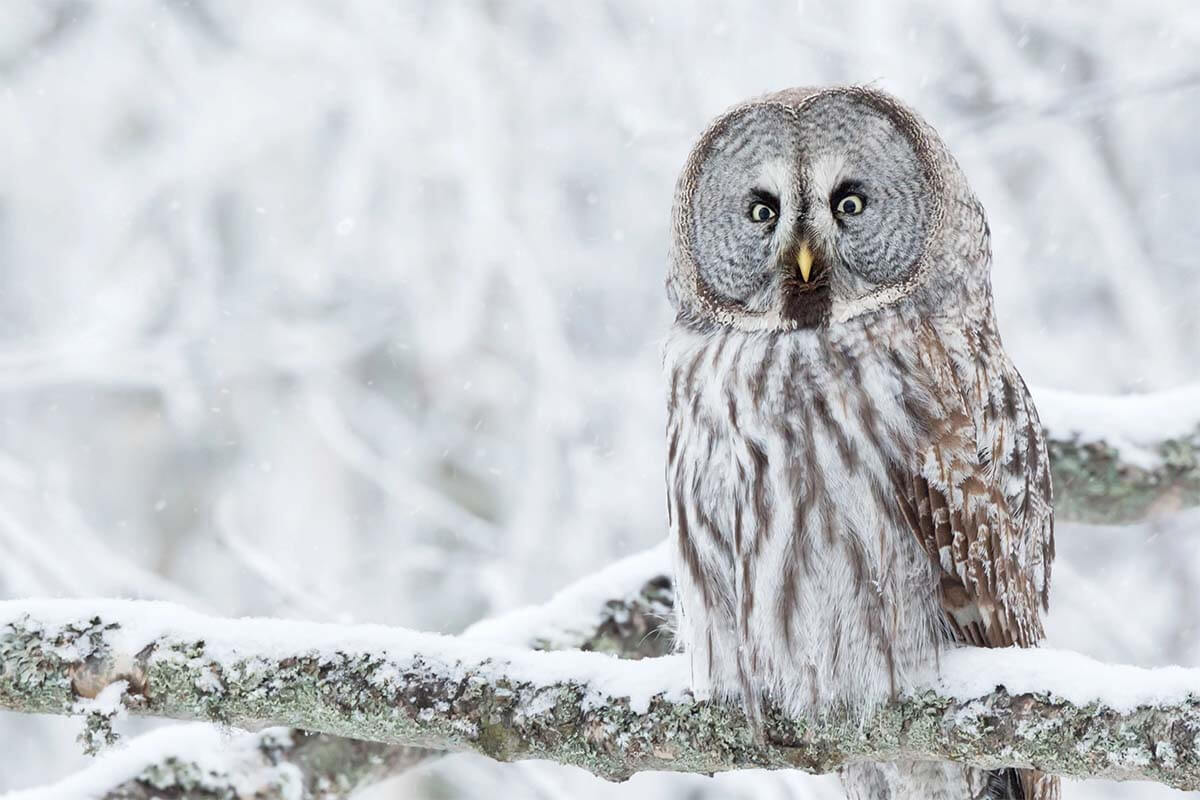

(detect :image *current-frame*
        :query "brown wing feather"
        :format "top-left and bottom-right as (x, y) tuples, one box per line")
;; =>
(903, 323), (1057, 799)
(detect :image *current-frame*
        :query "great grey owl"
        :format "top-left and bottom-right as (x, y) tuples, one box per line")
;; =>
(664, 86), (1056, 800)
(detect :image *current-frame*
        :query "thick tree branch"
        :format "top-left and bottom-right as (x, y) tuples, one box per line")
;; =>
(3, 601), (1200, 791)
(4, 547), (675, 800)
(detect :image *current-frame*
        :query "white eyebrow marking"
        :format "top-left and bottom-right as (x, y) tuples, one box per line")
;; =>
(753, 158), (792, 197)
(808, 153), (847, 196)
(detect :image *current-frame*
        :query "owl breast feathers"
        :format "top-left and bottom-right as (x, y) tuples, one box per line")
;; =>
(664, 86), (1055, 800)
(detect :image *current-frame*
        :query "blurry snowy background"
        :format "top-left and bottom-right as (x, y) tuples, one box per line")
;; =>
(1, 0), (1198, 797)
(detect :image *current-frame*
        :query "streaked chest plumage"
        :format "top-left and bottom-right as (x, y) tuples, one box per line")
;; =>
(664, 319), (942, 718)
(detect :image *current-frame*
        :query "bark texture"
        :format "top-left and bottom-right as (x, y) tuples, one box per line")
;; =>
(3, 602), (1200, 795)
(0, 568), (673, 800)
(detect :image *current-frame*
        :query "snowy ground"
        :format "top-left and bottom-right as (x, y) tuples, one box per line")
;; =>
(1, 1), (1198, 797)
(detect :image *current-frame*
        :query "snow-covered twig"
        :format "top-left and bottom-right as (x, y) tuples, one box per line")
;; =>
(3, 600), (1199, 790)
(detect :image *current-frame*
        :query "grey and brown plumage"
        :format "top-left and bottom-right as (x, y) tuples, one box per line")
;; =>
(664, 86), (1055, 799)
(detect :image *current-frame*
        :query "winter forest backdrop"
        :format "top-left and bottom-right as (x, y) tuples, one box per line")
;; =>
(1, 1), (1199, 797)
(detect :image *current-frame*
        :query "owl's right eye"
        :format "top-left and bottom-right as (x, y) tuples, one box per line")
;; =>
(748, 202), (777, 223)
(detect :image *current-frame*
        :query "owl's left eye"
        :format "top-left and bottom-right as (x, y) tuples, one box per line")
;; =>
(748, 201), (778, 223)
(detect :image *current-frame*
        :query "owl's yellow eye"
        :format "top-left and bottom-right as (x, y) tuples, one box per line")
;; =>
(834, 193), (865, 216)
(749, 202), (777, 223)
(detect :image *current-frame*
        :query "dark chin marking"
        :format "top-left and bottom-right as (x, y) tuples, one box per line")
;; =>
(780, 263), (831, 330)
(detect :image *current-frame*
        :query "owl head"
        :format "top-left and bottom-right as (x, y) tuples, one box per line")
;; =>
(667, 86), (988, 332)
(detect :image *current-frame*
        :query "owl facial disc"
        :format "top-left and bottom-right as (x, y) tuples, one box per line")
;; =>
(667, 86), (964, 333)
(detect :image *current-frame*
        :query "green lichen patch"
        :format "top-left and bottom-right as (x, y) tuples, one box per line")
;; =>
(1049, 427), (1200, 524)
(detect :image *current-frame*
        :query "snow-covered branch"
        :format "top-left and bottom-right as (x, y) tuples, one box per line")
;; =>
(1, 546), (674, 800)
(0, 548), (676, 800)
(3, 600), (1200, 791)
(2, 725), (431, 800)
(1039, 384), (1200, 523)
(462, 540), (674, 656)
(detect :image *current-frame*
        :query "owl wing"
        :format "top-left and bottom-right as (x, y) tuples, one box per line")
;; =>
(896, 329), (1057, 800)
(898, 328), (1054, 650)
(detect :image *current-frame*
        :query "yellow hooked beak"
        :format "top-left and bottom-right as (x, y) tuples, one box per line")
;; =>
(797, 242), (814, 283)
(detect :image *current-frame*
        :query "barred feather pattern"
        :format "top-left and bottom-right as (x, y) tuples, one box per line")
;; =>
(664, 306), (1056, 799)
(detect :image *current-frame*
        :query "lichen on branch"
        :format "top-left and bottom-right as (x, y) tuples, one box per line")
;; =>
(3, 601), (1200, 792)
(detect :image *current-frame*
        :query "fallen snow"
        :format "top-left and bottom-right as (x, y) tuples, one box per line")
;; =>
(71, 680), (128, 720)
(1033, 383), (1200, 470)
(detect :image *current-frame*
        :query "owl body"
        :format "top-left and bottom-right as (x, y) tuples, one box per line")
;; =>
(664, 86), (1055, 799)
(666, 314), (940, 718)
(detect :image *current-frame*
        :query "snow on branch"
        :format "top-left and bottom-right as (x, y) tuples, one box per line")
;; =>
(1039, 383), (1200, 523)
(3, 600), (1200, 790)
(463, 540), (674, 656)
(1, 725), (431, 800)
(1, 546), (677, 800)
